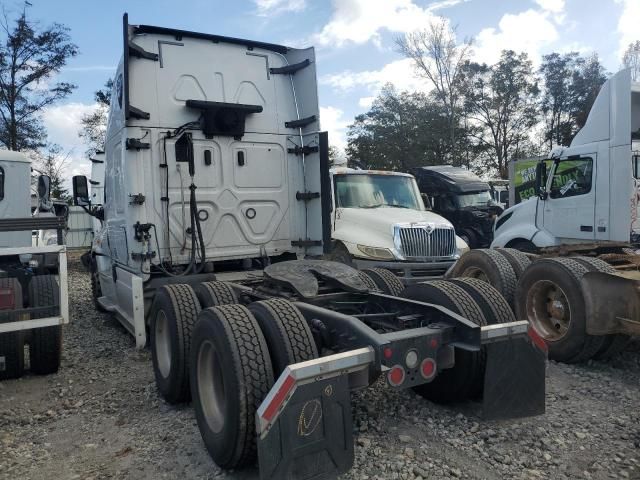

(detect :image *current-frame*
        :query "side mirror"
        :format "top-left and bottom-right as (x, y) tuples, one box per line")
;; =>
(421, 193), (432, 210)
(535, 162), (548, 200)
(72, 175), (90, 206)
(37, 175), (51, 201)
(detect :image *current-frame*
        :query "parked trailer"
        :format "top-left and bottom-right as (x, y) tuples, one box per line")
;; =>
(72, 15), (547, 479)
(0, 151), (69, 380)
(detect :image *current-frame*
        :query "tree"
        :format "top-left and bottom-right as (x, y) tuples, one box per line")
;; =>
(539, 52), (579, 149)
(570, 54), (607, 132)
(79, 78), (112, 155)
(539, 52), (607, 149)
(346, 84), (453, 171)
(622, 40), (640, 81)
(462, 50), (540, 178)
(397, 19), (472, 166)
(0, 8), (78, 151)
(33, 144), (70, 200)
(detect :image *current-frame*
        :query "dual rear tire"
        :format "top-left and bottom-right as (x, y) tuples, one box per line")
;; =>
(401, 279), (515, 404)
(150, 280), (318, 469)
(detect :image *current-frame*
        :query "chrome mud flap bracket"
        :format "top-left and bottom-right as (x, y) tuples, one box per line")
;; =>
(481, 322), (547, 420)
(256, 348), (375, 480)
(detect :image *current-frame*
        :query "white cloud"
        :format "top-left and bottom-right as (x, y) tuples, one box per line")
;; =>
(321, 58), (429, 95)
(320, 106), (350, 153)
(254, 0), (305, 16)
(616, 0), (640, 61)
(534, 0), (565, 14)
(473, 9), (560, 65)
(426, 0), (470, 12)
(312, 0), (440, 47)
(41, 102), (97, 183)
(358, 96), (375, 108)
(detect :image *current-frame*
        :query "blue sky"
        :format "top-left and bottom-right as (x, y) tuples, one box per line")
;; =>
(9, 0), (639, 175)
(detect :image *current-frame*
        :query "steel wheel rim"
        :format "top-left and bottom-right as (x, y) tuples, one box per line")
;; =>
(526, 279), (571, 341)
(155, 310), (172, 378)
(197, 340), (226, 434)
(461, 266), (489, 282)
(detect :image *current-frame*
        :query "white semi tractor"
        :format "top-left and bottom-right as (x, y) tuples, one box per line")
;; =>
(72, 14), (546, 480)
(328, 167), (469, 282)
(451, 69), (640, 363)
(0, 151), (69, 380)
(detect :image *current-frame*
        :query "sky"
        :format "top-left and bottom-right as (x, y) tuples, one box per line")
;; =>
(8, 0), (640, 178)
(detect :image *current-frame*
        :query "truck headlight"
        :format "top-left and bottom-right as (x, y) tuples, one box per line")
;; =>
(357, 244), (395, 260)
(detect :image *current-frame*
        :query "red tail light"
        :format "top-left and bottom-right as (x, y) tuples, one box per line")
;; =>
(420, 358), (436, 380)
(387, 365), (405, 387)
(0, 287), (15, 310)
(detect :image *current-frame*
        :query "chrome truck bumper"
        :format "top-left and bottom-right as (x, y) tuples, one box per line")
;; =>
(352, 258), (457, 284)
(255, 321), (546, 480)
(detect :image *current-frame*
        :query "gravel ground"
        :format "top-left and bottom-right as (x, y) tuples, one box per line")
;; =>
(1, 261), (639, 480)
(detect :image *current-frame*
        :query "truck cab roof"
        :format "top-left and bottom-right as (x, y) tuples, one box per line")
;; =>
(413, 165), (489, 194)
(330, 167), (415, 178)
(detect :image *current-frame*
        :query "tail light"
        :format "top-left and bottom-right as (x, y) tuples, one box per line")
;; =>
(387, 365), (405, 387)
(0, 287), (15, 310)
(420, 358), (436, 380)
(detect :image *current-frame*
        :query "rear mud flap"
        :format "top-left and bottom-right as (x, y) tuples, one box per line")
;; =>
(581, 272), (640, 336)
(256, 347), (374, 480)
(257, 374), (354, 480)
(482, 333), (546, 420)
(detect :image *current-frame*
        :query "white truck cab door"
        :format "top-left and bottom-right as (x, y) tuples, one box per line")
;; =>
(542, 156), (596, 241)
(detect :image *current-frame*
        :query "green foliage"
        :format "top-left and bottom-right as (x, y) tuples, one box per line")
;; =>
(539, 52), (607, 149)
(346, 84), (454, 171)
(460, 50), (540, 178)
(79, 79), (113, 155)
(0, 9), (78, 151)
(622, 40), (640, 82)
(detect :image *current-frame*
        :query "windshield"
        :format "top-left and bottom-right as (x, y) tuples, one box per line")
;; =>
(456, 190), (494, 208)
(334, 174), (423, 210)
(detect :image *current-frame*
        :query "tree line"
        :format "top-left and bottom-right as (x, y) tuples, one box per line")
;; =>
(347, 21), (640, 178)
(0, 9), (638, 195)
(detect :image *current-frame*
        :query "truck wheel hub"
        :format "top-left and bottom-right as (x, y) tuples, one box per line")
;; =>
(526, 280), (571, 341)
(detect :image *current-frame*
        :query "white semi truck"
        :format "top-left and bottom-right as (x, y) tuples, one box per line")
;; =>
(328, 167), (468, 281)
(72, 14), (546, 480)
(450, 69), (640, 363)
(0, 151), (69, 380)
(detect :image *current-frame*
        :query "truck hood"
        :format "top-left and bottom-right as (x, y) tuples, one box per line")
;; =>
(338, 207), (454, 234)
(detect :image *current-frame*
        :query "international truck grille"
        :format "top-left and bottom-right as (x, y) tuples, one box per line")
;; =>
(397, 226), (456, 260)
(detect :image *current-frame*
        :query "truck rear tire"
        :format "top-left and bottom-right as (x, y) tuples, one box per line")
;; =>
(249, 298), (318, 377)
(447, 249), (518, 308)
(494, 248), (533, 279)
(357, 271), (380, 291)
(28, 275), (62, 375)
(0, 332), (25, 380)
(360, 268), (404, 296)
(194, 281), (238, 308)
(150, 284), (201, 404)
(571, 256), (630, 360)
(401, 281), (487, 403)
(516, 258), (605, 363)
(449, 277), (516, 325)
(190, 304), (273, 469)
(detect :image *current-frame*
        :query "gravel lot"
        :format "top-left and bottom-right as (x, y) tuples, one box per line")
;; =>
(1, 261), (639, 480)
